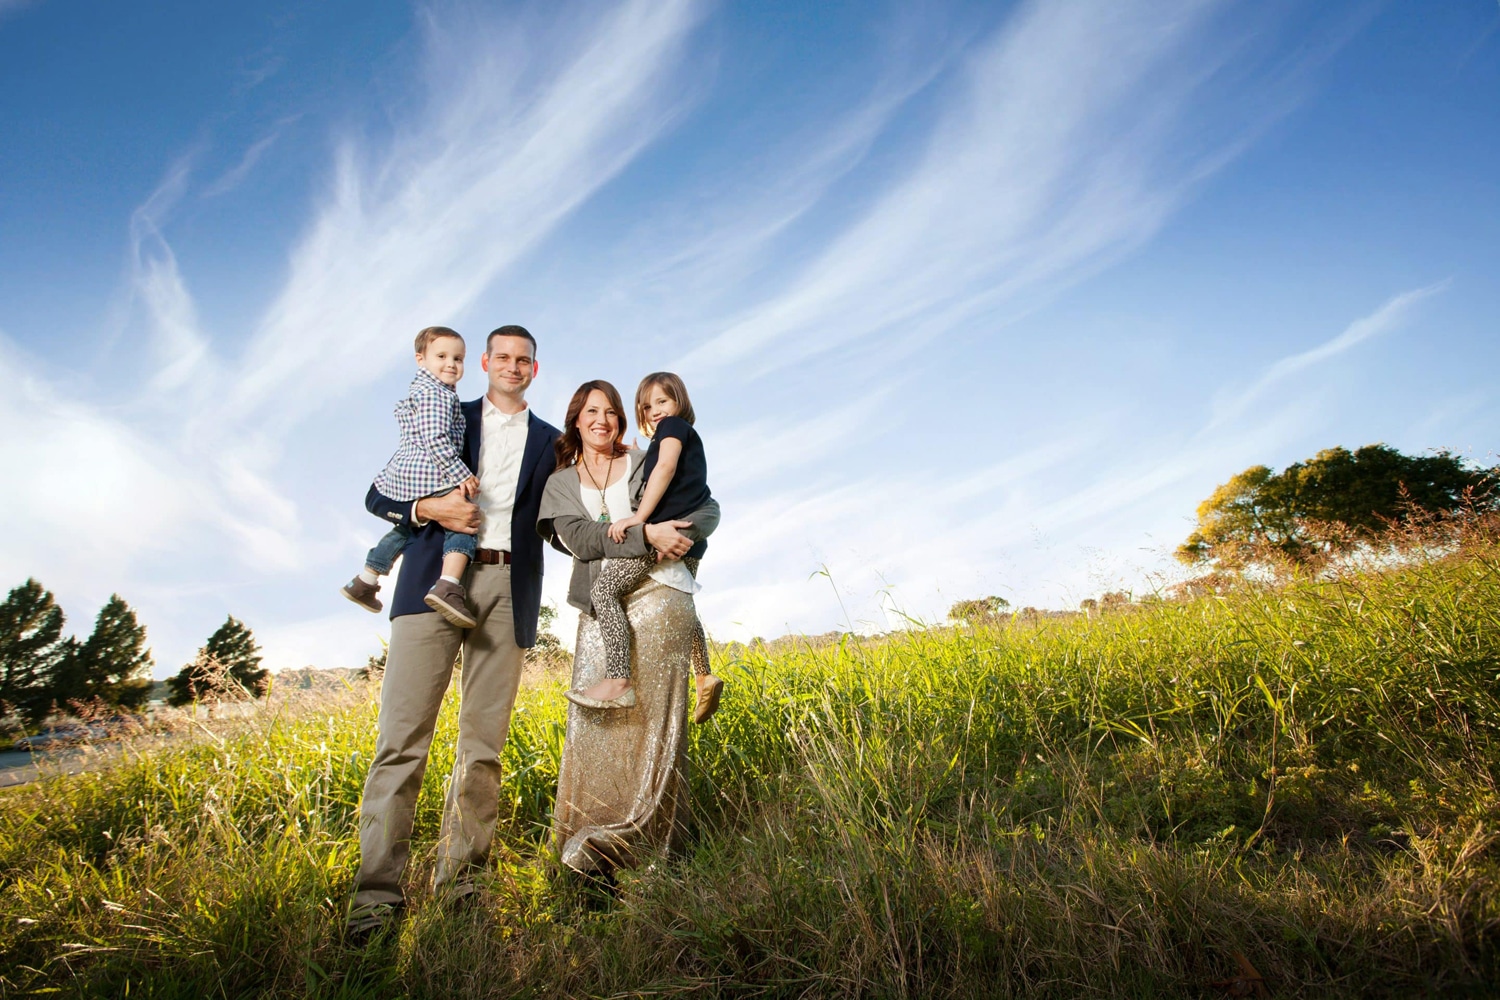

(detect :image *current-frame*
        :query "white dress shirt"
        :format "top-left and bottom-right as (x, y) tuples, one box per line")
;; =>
(475, 398), (530, 551)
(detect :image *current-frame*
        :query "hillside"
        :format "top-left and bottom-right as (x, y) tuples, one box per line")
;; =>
(2, 532), (1497, 998)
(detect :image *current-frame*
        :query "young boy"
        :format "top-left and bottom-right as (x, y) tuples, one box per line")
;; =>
(341, 326), (480, 628)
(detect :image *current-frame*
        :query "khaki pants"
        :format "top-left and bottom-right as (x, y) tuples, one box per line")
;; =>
(352, 563), (524, 907)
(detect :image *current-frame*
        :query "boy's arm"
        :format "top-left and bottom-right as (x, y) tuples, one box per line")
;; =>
(413, 390), (474, 488)
(366, 486), (416, 529)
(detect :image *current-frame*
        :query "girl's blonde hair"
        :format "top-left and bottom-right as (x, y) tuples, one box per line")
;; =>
(634, 372), (695, 436)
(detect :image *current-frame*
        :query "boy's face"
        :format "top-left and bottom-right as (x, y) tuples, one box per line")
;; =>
(417, 335), (465, 387)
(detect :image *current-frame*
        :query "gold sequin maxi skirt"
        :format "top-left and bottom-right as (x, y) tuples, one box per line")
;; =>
(554, 577), (692, 872)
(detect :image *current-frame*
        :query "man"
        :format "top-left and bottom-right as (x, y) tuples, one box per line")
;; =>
(346, 325), (696, 937)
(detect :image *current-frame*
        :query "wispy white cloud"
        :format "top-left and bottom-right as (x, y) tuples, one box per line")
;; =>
(0, 335), (199, 599)
(1208, 280), (1452, 427)
(676, 0), (1274, 380)
(127, 159), (216, 398)
(225, 0), (707, 438)
(6, 0), (1400, 674)
(1, 0), (711, 670)
(202, 119), (296, 197)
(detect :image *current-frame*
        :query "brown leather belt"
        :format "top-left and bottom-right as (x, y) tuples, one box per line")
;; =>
(475, 548), (511, 565)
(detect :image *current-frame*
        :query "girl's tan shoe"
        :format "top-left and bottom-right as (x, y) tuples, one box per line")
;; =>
(693, 674), (724, 724)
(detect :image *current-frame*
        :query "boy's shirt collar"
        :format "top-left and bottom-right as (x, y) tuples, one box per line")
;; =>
(413, 366), (456, 393)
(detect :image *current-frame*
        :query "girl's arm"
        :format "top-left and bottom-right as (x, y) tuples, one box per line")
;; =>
(606, 438), (682, 540)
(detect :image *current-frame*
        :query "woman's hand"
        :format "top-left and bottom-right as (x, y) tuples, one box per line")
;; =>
(607, 513), (644, 543)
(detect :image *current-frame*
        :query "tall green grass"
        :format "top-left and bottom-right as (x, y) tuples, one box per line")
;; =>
(2, 539), (1498, 997)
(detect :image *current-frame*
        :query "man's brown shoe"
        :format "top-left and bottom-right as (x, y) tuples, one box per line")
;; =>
(425, 579), (477, 628)
(343, 901), (403, 946)
(341, 576), (382, 613)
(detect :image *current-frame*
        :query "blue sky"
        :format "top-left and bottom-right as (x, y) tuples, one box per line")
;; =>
(1, 0), (1497, 677)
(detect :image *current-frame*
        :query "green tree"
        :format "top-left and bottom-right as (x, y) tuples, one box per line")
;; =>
(1179, 444), (1498, 568)
(949, 595), (1010, 625)
(49, 595), (155, 711)
(169, 616), (266, 705)
(0, 579), (67, 725)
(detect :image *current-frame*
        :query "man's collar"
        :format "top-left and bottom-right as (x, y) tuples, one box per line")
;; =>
(482, 395), (529, 424)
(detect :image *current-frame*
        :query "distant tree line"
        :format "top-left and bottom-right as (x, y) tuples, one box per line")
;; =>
(946, 443), (1496, 621)
(0, 579), (268, 729)
(0, 581), (153, 726)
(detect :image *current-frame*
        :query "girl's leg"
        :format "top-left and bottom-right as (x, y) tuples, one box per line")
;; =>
(682, 558), (711, 676)
(682, 557), (724, 722)
(589, 556), (655, 681)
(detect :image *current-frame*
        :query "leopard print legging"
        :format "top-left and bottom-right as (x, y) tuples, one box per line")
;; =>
(591, 555), (709, 680)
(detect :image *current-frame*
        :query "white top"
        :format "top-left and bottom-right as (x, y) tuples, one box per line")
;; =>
(578, 454), (699, 596)
(475, 399), (530, 550)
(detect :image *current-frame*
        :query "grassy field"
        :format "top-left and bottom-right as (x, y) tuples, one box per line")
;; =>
(2, 536), (1498, 998)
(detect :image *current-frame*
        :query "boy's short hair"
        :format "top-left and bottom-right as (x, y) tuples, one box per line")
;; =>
(486, 325), (537, 356)
(414, 326), (463, 354)
(635, 372), (695, 433)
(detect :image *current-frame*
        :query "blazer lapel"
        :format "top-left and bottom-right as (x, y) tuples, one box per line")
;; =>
(463, 398), (483, 470)
(515, 411), (548, 502)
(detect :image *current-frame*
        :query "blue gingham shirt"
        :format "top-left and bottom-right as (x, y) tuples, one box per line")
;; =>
(371, 367), (473, 502)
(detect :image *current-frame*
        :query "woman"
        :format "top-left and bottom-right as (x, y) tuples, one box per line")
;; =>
(537, 380), (721, 874)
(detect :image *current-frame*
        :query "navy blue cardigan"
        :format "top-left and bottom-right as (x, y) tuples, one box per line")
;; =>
(365, 400), (560, 649)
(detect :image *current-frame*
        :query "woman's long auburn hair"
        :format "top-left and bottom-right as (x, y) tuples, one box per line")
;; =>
(554, 380), (630, 471)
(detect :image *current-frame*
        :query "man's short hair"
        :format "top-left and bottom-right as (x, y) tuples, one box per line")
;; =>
(486, 325), (537, 356)
(414, 326), (463, 354)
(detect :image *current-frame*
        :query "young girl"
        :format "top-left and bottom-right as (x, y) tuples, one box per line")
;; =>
(565, 372), (723, 721)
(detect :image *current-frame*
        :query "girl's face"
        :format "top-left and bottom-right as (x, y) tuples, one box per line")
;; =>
(577, 389), (621, 454)
(643, 384), (679, 429)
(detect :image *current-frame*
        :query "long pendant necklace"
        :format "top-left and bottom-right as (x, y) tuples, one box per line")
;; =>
(580, 453), (615, 523)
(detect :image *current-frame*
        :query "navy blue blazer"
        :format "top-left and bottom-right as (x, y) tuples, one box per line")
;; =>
(365, 400), (561, 649)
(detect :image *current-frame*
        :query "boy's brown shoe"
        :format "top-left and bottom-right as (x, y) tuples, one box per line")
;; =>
(425, 579), (477, 629)
(341, 576), (382, 613)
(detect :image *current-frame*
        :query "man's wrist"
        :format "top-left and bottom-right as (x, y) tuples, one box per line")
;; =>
(411, 500), (427, 526)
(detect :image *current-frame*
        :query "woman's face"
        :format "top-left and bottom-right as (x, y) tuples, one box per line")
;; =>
(576, 389), (621, 454)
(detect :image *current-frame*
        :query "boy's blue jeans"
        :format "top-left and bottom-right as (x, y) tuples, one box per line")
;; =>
(365, 487), (477, 575)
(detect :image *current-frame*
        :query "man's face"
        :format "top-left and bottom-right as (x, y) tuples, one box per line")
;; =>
(416, 336), (465, 387)
(481, 335), (536, 399)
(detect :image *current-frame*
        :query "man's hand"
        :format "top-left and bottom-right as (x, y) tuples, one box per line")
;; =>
(643, 520), (694, 561)
(417, 491), (480, 533)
